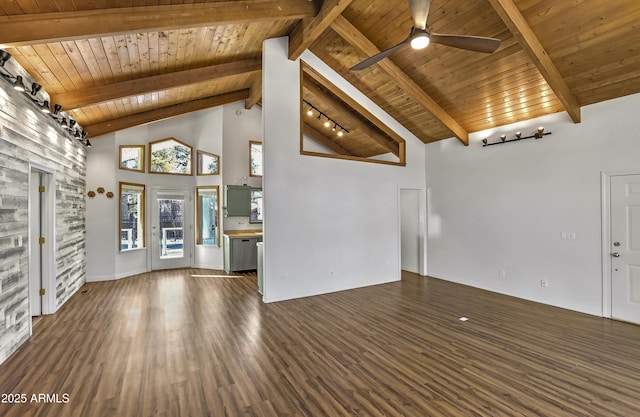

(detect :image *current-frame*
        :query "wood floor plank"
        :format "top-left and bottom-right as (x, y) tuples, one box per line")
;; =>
(1, 269), (640, 416)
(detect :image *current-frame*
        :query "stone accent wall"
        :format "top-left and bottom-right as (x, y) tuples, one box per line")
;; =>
(0, 80), (86, 364)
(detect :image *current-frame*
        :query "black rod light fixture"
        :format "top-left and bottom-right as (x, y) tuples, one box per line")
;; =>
(302, 99), (349, 137)
(482, 127), (551, 147)
(0, 49), (90, 147)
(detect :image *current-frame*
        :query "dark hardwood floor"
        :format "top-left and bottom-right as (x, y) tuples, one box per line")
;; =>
(1, 269), (639, 416)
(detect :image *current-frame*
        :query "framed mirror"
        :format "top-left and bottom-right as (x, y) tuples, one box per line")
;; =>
(119, 145), (145, 172)
(197, 150), (220, 176)
(300, 62), (405, 166)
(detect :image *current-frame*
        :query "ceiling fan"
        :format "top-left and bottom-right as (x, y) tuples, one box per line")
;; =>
(350, 0), (501, 71)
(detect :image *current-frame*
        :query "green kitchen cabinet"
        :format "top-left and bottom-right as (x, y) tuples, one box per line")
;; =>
(224, 185), (251, 217)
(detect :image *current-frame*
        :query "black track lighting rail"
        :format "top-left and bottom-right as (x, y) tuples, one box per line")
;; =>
(1, 49), (91, 147)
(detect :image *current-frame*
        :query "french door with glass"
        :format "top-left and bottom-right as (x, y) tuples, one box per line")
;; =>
(150, 189), (192, 270)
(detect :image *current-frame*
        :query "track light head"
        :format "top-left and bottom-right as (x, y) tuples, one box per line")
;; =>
(12, 75), (25, 92)
(30, 82), (42, 96)
(534, 126), (545, 139)
(85, 139), (92, 147)
(40, 100), (50, 113)
(482, 138), (488, 145)
(515, 131), (522, 139)
(53, 104), (62, 115)
(68, 119), (76, 130)
(500, 134), (506, 142)
(0, 50), (11, 67)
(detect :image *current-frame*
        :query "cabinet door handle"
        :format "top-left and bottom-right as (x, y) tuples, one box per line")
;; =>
(242, 239), (250, 242)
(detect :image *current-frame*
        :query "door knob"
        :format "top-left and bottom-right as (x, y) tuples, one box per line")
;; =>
(611, 252), (620, 257)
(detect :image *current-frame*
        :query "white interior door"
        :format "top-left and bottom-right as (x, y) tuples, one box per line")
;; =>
(29, 172), (42, 317)
(150, 189), (192, 270)
(610, 174), (640, 324)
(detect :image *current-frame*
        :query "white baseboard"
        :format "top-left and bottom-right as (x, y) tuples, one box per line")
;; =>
(115, 268), (149, 280)
(86, 274), (116, 282)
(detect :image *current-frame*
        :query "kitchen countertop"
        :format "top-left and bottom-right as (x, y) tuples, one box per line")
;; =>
(224, 229), (263, 238)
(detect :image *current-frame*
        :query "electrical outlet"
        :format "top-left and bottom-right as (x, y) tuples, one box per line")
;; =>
(561, 232), (576, 240)
(499, 269), (506, 278)
(540, 279), (549, 287)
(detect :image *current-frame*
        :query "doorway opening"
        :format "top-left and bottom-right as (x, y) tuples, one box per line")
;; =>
(400, 188), (426, 275)
(28, 163), (56, 334)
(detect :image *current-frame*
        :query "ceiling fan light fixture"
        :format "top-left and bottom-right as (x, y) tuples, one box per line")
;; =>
(410, 32), (430, 50)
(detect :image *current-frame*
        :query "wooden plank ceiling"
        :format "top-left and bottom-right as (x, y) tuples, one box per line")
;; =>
(1, 0), (639, 151)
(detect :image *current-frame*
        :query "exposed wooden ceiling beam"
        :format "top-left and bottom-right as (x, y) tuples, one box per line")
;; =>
(331, 16), (468, 145)
(303, 63), (406, 157)
(288, 0), (353, 61)
(303, 80), (400, 157)
(303, 123), (355, 156)
(85, 90), (250, 138)
(52, 59), (261, 110)
(245, 73), (263, 110)
(487, 0), (581, 123)
(0, 1), (317, 46)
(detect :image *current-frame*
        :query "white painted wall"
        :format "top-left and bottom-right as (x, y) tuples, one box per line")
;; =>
(222, 101), (263, 231)
(86, 105), (251, 280)
(85, 134), (117, 281)
(261, 37), (427, 303)
(425, 93), (640, 316)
